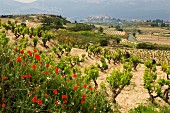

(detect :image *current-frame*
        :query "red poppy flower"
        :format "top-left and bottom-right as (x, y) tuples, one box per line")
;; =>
(62, 95), (67, 99)
(45, 72), (49, 75)
(53, 90), (58, 95)
(46, 64), (50, 67)
(74, 86), (78, 90)
(55, 68), (59, 74)
(32, 96), (37, 102)
(34, 49), (37, 53)
(72, 74), (77, 79)
(27, 50), (32, 56)
(36, 100), (42, 105)
(32, 65), (36, 70)
(81, 100), (84, 104)
(82, 94), (86, 99)
(35, 54), (40, 60)
(9, 60), (13, 62)
(55, 101), (59, 105)
(20, 50), (24, 54)
(34, 88), (38, 92)
(2, 103), (6, 108)
(93, 106), (97, 110)
(27, 75), (32, 79)
(83, 84), (87, 88)
(16, 57), (22, 62)
(89, 87), (93, 90)
(27, 50), (31, 53)
(45, 94), (49, 98)
(63, 100), (67, 104)
(2, 76), (7, 81)
(67, 80), (70, 82)
(22, 75), (27, 79)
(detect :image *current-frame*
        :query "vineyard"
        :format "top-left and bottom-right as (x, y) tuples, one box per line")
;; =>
(0, 15), (170, 113)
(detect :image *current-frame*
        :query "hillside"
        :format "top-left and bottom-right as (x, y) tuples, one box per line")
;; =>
(0, 15), (170, 113)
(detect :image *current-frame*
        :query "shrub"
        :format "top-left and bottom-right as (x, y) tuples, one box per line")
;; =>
(100, 39), (109, 46)
(107, 64), (133, 103)
(136, 42), (154, 49)
(1, 45), (113, 113)
(114, 37), (121, 44)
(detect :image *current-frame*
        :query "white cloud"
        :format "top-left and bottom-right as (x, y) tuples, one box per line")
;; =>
(14, 0), (37, 3)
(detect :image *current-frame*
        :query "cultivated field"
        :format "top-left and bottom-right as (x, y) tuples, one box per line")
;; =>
(0, 15), (170, 113)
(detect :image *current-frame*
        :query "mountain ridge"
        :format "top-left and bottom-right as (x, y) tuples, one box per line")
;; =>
(0, 0), (170, 21)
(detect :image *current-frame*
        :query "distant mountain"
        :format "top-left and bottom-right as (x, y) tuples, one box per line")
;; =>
(0, 0), (170, 21)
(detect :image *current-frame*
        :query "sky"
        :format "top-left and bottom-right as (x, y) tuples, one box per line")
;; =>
(1, 0), (170, 20)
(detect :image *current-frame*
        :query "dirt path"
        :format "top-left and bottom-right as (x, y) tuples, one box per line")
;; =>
(116, 65), (149, 112)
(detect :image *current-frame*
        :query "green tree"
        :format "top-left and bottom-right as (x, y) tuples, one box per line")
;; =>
(99, 26), (103, 33)
(115, 37), (121, 44)
(107, 68), (133, 103)
(29, 27), (34, 38)
(42, 37), (47, 47)
(33, 37), (38, 48)
(84, 65), (99, 87)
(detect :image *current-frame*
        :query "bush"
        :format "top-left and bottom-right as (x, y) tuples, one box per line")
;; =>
(115, 37), (121, 44)
(136, 42), (170, 50)
(1, 42), (113, 113)
(100, 40), (109, 46)
(136, 42), (154, 49)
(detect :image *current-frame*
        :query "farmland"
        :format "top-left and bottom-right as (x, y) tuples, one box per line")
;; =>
(0, 15), (170, 113)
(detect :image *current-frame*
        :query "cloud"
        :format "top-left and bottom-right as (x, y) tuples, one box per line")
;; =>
(14, 0), (37, 3)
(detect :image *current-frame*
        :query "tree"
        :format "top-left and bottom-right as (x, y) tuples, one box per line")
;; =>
(29, 27), (34, 38)
(115, 25), (120, 30)
(14, 27), (20, 38)
(33, 37), (38, 48)
(100, 40), (108, 46)
(107, 68), (133, 103)
(137, 29), (142, 34)
(115, 37), (121, 44)
(42, 37), (47, 47)
(84, 65), (99, 88)
(115, 25), (123, 31)
(100, 56), (108, 72)
(144, 60), (170, 104)
(130, 56), (141, 71)
(99, 27), (103, 33)
(161, 23), (166, 27)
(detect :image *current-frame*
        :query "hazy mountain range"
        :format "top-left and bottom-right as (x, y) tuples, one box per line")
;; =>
(0, 0), (170, 21)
